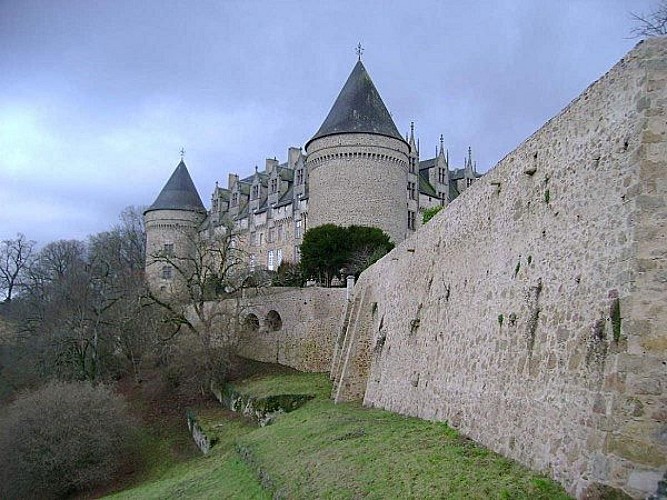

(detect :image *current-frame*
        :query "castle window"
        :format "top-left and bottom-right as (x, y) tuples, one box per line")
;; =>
(407, 182), (416, 200)
(161, 266), (173, 280)
(438, 168), (447, 184)
(295, 219), (302, 239)
(232, 192), (239, 207)
(276, 249), (283, 267)
(466, 178), (473, 188)
(408, 211), (416, 231)
(243, 314), (260, 333)
(163, 243), (174, 256)
(409, 158), (415, 173)
(252, 185), (259, 199)
(296, 169), (304, 185)
(268, 228), (275, 243)
(271, 179), (278, 194)
(249, 254), (256, 268)
(266, 310), (282, 331)
(212, 199), (219, 212)
(268, 250), (275, 271)
(259, 233), (264, 245)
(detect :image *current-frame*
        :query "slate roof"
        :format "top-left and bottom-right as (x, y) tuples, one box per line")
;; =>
(145, 160), (206, 214)
(306, 61), (404, 149)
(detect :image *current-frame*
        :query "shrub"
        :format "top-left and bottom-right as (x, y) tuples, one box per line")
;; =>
(0, 381), (138, 499)
(422, 205), (443, 224)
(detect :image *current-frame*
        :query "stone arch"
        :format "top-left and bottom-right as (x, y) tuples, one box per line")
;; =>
(266, 310), (283, 332)
(243, 313), (260, 333)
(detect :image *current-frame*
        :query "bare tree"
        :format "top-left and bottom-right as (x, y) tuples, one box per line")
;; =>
(146, 223), (262, 390)
(630, 1), (667, 38)
(0, 234), (36, 302)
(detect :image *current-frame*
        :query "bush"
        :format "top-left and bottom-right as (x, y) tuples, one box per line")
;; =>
(422, 205), (443, 224)
(300, 224), (393, 286)
(0, 381), (139, 499)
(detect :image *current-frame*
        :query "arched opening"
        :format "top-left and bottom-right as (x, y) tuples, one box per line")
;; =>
(243, 313), (260, 333)
(266, 310), (282, 332)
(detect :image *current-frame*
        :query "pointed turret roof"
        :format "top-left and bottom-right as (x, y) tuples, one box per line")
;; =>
(306, 60), (405, 149)
(145, 160), (206, 214)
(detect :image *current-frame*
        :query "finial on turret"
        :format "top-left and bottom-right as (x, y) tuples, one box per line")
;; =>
(355, 42), (364, 61)
(439, 134), (444, 155)
(180, 147), (185, 161)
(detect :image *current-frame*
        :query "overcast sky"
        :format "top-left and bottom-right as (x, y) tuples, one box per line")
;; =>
(0, 0), (654, 245)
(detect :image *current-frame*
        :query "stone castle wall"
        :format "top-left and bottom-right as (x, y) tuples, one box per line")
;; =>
(332, 38), (667, 498)
(307, 134), (409, 244)
(235, 287), (347, 372)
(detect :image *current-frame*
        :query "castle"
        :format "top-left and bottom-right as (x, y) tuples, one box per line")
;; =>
(144, 38), (667, 498)
(144, 57), (480, 287)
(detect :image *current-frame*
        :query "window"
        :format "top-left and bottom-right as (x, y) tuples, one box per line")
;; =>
(270, 179), (278, 193)
(296, 169), (304, 185)
(268, 250), (275, 271)
(408, 211), (416, 230)
(250, 232), (256, 246)
(466, 178), (473, 188)
(277, 224), (283, 241)
(259, 232), (264, 245)
(438, 192), (447, 206)
(243, 314), (260, 332)
(409, 157), (415, 174)
(252, 185), (259, 199)
(231, 192), (239, 207)
(276, 248), (283, 267)
(266, 310), (282, 331)
(407, 182), (416, 200)
(249, 254), (256, 268)
(161, 266), (172, 280)
(295, 219), (302, 239)
(438, 168), (447, 184)
(268, 228), (275, 243)
(163, 243), (174, 256)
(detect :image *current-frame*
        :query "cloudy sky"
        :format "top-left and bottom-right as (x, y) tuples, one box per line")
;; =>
(0, 0), (654, 244)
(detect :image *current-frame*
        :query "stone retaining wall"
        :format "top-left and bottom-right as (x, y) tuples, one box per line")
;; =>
(332, 38), (667, 499)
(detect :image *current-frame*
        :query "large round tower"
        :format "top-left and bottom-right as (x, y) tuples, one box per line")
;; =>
(144, 159), (207, 295)
(305, 59), (409, 245)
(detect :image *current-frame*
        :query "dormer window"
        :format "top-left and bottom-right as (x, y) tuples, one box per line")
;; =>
(270, 179), (278, 194)
(252, 185), (259, 199)
(296, 169), (304, 185)
(438, 168), (447, 184)
(232, 192), (239, 207)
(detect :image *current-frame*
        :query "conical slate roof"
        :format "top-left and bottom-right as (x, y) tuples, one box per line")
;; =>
(145, 160), (206, 214)
(306, 60), (404, 149)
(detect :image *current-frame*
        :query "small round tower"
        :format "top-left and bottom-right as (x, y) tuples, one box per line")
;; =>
(305, 59), (409, 245)
(144, 159), (207, 294)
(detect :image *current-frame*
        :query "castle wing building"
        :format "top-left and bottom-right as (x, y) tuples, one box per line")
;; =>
(145, 58), (483, 288)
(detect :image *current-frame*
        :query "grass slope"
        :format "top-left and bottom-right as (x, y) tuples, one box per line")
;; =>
(108, 372), (571, 500)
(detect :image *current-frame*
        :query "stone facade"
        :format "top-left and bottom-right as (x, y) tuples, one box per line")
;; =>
(307, 133), (410, 245)
(331, 38), (667, 499)
(233, 287), (348, 372)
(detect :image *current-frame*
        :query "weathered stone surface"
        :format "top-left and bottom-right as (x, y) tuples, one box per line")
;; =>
(234, 287), (347, 372)
(332, 38), (667, 499)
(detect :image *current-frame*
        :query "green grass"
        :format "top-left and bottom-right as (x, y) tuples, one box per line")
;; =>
(108, 416), (268, 500)
(230, 371), (331, 399)
(107, 372), (571, 500)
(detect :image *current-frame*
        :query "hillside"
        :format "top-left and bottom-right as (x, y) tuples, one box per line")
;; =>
(108, 372), (570, 499)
